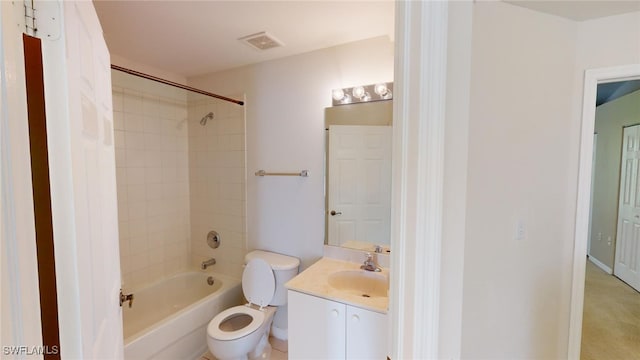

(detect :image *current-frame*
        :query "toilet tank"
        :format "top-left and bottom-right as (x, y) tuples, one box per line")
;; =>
(245, 250), (300, 306)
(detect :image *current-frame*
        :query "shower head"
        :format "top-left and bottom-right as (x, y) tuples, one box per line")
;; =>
(200, 112), (214, 126)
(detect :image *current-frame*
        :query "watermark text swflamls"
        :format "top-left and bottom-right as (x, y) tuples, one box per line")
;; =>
(3, 346), (59, 356)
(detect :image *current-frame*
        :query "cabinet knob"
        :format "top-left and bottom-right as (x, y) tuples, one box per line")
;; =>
(351, 314), (360, 322)
(331, 309), (339, 318)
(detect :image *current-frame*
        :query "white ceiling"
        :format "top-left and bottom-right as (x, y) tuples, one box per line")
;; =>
(94, 1), (640, 79)
(93, 1), (395, 78)
(504, 0), (640, 21)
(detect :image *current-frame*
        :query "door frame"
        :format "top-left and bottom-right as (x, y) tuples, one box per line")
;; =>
(568, 64), (640, 359)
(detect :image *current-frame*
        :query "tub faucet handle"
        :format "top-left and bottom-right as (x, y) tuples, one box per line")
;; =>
(120, 289), (134, 308)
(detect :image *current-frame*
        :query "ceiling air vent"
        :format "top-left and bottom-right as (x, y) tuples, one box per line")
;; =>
(238, 31), (284, 51)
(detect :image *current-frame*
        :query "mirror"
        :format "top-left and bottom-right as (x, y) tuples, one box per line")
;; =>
(324, 100), (393, 253)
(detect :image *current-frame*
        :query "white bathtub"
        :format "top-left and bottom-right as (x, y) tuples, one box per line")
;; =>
(123, 272), (242, 360)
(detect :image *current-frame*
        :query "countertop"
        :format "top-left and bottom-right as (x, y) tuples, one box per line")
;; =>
(285, 257), (389, 314)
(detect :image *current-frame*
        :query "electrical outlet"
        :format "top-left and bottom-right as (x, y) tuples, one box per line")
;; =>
(607, 236), (612, 246)
(516, 221), (525, 240)
(597, 232), (602, 242)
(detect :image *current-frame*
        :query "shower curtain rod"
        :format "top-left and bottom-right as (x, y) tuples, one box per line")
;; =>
(110, 64), (244, 106)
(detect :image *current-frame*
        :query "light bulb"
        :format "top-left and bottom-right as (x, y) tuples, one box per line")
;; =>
(352, 86), (365, 99)
(332, 89), (345, 101)
(374, 83), (388, 96)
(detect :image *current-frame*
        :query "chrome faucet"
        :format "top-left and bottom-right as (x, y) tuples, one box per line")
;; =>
(360, 253), (381, 272)
(201, 258), (216, 270)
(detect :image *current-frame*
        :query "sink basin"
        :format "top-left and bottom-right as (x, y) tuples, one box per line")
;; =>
(327, 270), (388, 298)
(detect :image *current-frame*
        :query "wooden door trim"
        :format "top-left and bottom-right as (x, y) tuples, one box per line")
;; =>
(23, 33), (61, 359)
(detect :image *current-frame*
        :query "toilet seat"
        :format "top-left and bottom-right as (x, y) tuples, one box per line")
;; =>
(208, 305), (265, 341)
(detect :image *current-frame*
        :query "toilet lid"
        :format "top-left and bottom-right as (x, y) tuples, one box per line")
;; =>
(208, 305), (265, 341)
(242, 258), (275, 307)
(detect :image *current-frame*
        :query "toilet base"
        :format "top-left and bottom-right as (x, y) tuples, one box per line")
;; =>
(248, 334), (272, 360)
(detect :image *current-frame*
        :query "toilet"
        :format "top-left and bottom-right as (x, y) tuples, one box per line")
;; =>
(207, 250), (300, 360)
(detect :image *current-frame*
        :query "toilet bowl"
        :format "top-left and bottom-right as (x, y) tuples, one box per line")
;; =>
(206, 251), (299, 360)
(206, 305), (276, 360)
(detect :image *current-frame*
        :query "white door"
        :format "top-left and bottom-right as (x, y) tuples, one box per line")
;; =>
(328, 125), (392, 248)
(614, 125), (640, 291)
(39, 1), (124, 358)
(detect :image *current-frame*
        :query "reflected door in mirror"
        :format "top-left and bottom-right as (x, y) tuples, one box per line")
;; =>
(327, 125), (392, 249)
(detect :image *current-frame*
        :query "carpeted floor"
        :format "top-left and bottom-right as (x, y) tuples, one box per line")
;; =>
(581, 259), (640, 360)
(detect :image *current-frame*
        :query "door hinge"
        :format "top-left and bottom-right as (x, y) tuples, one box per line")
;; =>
(24, 0), (37, 36)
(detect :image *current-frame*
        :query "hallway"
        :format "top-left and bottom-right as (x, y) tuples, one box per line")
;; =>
(581, 259), (640, 359)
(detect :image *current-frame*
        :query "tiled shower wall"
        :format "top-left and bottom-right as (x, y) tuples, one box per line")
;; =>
(188, 97), (247, 279)
(113, 72), (191, 289)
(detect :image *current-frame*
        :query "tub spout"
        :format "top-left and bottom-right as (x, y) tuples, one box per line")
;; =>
(201, 258), (216, 270)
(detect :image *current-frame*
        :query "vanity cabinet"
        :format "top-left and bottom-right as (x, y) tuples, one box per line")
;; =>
(288, 290), (388, 359)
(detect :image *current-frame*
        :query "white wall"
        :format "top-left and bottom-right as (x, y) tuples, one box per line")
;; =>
(439, 2), (473, 358)
(188, 36), (394, 269)
(459, 3), (640, 358)
(461, 2), (578, 358)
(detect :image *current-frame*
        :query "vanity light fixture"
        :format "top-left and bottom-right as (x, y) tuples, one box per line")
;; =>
(331, 82), (393, 106)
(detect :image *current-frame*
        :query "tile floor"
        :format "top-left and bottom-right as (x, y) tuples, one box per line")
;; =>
(200, 339), (287, 360)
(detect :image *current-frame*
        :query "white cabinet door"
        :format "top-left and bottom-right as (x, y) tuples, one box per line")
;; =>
(289, 290), (346, 360)
(346, 306), (388, 360)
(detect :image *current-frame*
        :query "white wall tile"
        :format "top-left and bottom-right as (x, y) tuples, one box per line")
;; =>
(125, 149), (146, 168)
(144, 150), (162, 168)
(144, 133), (163, 151)
(123, 91), (143, 114)
(142, 97), (159, 117)
(114, 130), (126, 148)
(115, 149), (126, 166)
(127, 201), (146, 221)
(114, 75), (244, 288)
(113, 111), (124, 130)
(145, 167), (163, 184)
(125, 132), (145, 149)
(126, 167), (145, 185)
(124, 113), (145, 133)
(113, 73), (193, 289)
(127, 184), (147, 203)
(143, 116), (161, 134)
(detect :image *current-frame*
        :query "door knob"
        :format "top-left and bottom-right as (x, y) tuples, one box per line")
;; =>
(330, 210), (342, 216)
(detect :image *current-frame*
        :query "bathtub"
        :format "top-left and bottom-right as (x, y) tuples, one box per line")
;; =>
(123, 272), (242, 360)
